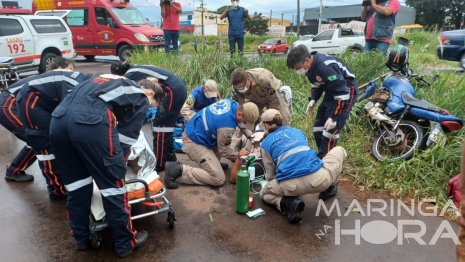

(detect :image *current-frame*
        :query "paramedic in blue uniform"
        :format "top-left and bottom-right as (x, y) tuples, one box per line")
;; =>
(117, 62), (187, 172)
(49, 75), (163, 257)
(180, 79), (220, 122)
(259, 109), (347, 224)
(16, 58), (89, 200)
(287, 45), (358, 158)
(1, 77), (38, 182)
(164, 99), (259, 189)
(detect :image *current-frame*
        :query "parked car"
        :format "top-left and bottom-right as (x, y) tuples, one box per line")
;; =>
(292, 34), (315, 48)
(0, 15), (76, 74)
(257, 38), (289, 54)
(437, 29), (465, 69)
(300, 28), (365, 55)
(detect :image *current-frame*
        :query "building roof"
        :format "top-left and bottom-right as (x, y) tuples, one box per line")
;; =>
(303, 4), (415, 20)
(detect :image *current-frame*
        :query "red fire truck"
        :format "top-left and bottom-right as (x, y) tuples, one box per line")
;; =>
(32, 0), (165, 61)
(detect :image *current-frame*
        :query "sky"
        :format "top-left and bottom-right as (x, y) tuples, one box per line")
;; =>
(14, 0), (407, 25)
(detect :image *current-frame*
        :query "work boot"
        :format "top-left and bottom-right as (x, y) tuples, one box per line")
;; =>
(220, 163), (229, 170)
(49, 192), (68, 201)
(116, 230), (149, 258)
(280, 196), (305, 224)
(76, 239), (90, 251)
(318, 185), (338, 201)
(164, 161), (183, 189)
(5, 168), (34, 182)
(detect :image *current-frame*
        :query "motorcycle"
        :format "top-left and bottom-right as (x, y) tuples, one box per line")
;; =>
(357, 71), (463, 162)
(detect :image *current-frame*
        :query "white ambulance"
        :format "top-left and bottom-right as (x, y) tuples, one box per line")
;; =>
(0, 15), (76, 74)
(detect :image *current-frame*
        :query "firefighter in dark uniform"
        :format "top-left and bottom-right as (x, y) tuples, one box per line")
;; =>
(16, 58), (89, 199)
(49, 75), (162, 257)
(287, 45), (358, 158)
(1, 77), (38, 182)
(122, 63), (187, 172)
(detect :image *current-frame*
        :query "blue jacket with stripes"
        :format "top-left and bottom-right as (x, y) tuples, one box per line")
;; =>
(260, 126), (323, 181)
(306, 53), (358, 121)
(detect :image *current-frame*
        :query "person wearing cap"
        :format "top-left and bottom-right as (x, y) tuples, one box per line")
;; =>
(180, 79), (220, 122)
(229, 68), (291, 151)
(164, 99), (259, 188)
(259, 109), (347, 224)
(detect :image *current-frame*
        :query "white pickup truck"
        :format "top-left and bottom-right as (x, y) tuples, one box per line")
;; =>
(296, 28), (365, 54)
(0, 15), (76, 74)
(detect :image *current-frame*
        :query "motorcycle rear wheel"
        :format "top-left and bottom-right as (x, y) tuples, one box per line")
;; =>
(372, 120), (424, 162)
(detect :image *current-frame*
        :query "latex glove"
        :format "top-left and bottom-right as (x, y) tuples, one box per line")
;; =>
(306, 100), (316, 118)
(324, 118), (337, 131)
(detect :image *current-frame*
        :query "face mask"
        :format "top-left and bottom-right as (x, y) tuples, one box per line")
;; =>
(295, 68), (308, 75)
(204, 92), (209, 98)
(232, 1), (238, 6)
(148, 96), (157, 108)
(237, 86), (249, 93)
(238, 123), (247, 128)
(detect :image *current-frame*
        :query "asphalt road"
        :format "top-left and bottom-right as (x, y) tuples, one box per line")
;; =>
(0, 58), (460, 261)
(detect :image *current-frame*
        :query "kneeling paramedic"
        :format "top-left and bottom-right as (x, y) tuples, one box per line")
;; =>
(164, 99), (259, 189)
(180, 79), (220, 122)
(229, 68), (292, 151)
(49, 75), (163, 257)
(121, 63), (187, 172)
(259, 109), (347, 224)
(287, 45), (358, 158)
(16, 58), (89, 199)
(1, 77), (39, 182)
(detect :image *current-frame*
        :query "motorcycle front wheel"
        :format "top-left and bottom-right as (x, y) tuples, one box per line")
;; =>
(372, 120), (424, 162)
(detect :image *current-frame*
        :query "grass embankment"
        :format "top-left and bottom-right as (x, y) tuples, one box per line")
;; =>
(131, 31), (465, 214)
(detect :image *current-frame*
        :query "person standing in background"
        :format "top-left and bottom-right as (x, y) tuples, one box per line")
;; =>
(161, 0), (182, 53)
(361, 0), (400, 53)
(194, 36), (199, 53)
(219, 0), (252, 54)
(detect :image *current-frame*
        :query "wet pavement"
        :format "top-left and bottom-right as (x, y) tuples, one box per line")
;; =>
(0, 61), (460, 261)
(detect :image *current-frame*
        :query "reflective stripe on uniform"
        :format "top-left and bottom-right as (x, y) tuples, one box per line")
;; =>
(323, 60), (356, 78)
(334, 94), (350, 100)
(276, 146), (311, 166)
(152, 126), (175, 132)
(99, 85), (144, 102)
(28, 75), (80, 87)
(8, 85), (23, 96)
(126, 68), (168, 81)
(26, 145), (32, 149)
(313, 126), (324, 132)
(101, 187), (127, 197)
(65, 176), (93, 192)
(202, 108), (209, 131)
(323, 130), (340, 139)
(118, 133), (138, 145)
(36, 154), (55, 161)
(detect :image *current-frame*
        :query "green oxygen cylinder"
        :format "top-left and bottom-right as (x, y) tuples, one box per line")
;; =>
(236, 156), (251, 214)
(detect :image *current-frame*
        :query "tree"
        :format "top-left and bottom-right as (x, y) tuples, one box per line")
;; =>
(244, 12), (269, 36)
(405, 0), (465, 29)
(215, 5), (229, 14)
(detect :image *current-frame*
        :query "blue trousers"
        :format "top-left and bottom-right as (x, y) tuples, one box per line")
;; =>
(16, 91), (65, 196)
(228, 34), (244, 54)
(313, 80), (358, 158)
(164, 30), (180, 53)
(0, 92), (36, 175)
(364, 40), (390, 53)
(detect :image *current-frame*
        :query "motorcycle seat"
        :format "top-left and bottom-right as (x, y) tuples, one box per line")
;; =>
(401, 92), (439, 112)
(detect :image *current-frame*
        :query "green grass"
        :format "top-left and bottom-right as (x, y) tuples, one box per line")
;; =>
(130, 31), (465, 214)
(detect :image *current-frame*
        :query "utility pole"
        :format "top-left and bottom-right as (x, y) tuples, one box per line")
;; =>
(318, 0), (323, 33)
(200, 0), (205, 36)
(270, 10), (272, 27)
(296, 0), (300, 37)
(281, 13), (283, 25)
